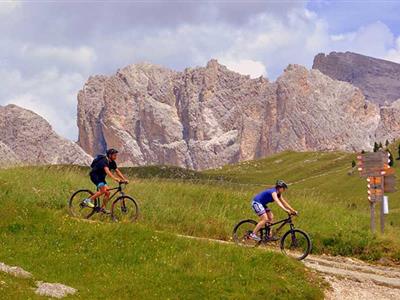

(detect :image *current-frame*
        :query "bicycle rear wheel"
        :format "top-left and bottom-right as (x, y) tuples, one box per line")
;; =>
(232, 219), (260, 247)
(68, 189), (96, 219)
(280, 229), (311, 260)
(111, 196), (139, 223)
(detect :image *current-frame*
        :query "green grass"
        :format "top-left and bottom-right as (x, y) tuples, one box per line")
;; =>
(1, 145), (400, 298)
(0, 272), (40, 299)
(1, 146), (400, 263)
(0, 191), (322, 299)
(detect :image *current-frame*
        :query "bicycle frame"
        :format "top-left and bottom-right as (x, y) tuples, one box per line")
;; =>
(262, 215), (295, 239)
(94, 183), (126, 206)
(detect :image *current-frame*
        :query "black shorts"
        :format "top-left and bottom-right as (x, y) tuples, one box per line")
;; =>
(90, 172), (107, 189)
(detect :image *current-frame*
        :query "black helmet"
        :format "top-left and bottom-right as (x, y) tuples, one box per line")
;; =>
(276, 179), (288, 189)
(106, 148), (119, 157)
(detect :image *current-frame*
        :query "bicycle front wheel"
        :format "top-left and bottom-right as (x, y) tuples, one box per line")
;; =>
(280, 229), (311, 260)
(111, 196), (139, 223)
(69, 189), (96, 219)
(232, 219), (260, 247)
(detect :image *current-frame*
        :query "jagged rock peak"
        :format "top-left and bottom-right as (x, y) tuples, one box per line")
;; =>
(77, 59), (398, 170)
(0, 104), (92, 166)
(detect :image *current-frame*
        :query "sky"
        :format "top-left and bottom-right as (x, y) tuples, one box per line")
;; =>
(1, 0), (400, 140)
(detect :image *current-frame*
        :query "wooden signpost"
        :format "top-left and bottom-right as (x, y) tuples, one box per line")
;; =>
(357, 150), (396, 233)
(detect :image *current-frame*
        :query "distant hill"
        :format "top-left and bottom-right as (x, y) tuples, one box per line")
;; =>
(313, 51), (400, 106)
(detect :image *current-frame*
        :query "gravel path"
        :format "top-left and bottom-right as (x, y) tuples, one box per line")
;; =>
(304, 255), (400, 299)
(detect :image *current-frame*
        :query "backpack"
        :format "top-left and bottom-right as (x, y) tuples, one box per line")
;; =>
(90, 154), (106, 169)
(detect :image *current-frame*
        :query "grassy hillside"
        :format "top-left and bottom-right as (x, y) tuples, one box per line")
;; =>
(1, 147), (400, 263)
(205, 149), (400, 260)
(0, 146), (399, 297)
(0, 182), (322, 299)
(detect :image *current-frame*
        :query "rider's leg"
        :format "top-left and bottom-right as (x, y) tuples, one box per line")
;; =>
(83, 182), (106, 208)
(266, 210), (274, 237)
(100, 186), (111, 209)
(89, 188), (105, 201)
(253, 213), (269, 235)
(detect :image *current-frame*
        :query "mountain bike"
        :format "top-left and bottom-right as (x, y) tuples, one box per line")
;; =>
(232, 213), (311, 260)
(68, 182), (139, 222)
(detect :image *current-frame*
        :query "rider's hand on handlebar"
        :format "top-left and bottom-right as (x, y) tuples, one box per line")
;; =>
(117, 179), (129, 184)
(291, 210), (298, 216)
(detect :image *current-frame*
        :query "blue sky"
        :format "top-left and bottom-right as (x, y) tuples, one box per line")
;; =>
(1, 0), (400, 140)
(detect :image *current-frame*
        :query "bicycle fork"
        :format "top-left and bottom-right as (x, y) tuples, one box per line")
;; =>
(289, 224), (299, 247)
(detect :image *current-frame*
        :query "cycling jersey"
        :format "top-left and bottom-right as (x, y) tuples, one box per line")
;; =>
(253, 187), (279, 207)
(89, 155), (117, 187)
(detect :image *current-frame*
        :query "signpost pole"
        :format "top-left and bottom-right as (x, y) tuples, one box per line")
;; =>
(358, 150), (396, 235)
(380, 175), (385, 233)
(370, 202), (375, 233)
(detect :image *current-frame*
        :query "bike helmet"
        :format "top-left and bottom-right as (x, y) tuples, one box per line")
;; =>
(106, 148), (119, 157)
(276, 179), (288, 189)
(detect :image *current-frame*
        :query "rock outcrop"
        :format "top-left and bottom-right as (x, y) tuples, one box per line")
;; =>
(78, 60), (393, 170)
(271, 65), (380, 153)
(375, 99), (400, 142)
(312, 52), (400, 105)
(0, 104), (92, 166)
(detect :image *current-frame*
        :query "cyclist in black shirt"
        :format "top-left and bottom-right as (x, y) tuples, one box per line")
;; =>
(83, 148), (128, 213)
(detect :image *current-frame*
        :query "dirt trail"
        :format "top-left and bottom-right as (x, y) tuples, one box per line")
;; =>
(304, 255), (400, 299)
(174, 233), (400, 299)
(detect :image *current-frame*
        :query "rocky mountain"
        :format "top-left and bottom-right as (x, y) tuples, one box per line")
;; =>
(77, 60), (396, 170)
(0, 104), (92, 166)
(312, 51), (400, 105)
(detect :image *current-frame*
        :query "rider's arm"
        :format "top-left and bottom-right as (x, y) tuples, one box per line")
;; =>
(115, 169), (128, 182)
(280, 197), (297, 214)
(104, 167), (120, 182)
(272, 192), (291, 213)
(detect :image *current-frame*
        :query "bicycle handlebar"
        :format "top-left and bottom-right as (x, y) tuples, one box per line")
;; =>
(287, 211), (298, 217)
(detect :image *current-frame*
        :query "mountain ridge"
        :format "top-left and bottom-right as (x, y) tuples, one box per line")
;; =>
(77, 59), (399, 170)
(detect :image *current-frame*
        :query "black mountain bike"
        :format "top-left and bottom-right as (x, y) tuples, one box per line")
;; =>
(69, 182), (139, 223)
(233, 214), (311, 260)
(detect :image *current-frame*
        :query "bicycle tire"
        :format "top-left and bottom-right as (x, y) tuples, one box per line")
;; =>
(68, 189), (96, 219)
(280, 229), (312, 260)
(111, 195), (139, 223)
(232, 219), (261, 247)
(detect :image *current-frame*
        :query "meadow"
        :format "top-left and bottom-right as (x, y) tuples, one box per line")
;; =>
(0, 164), (325, 299)
(0, 147), (399, 298)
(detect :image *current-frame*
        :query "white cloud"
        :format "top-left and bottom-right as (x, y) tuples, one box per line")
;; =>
(0, 0), (20, 15)
(2, 2), (400, 143)
(218, 58), (267, 78)
(385, 37), (400, 63)
(20, 45), (97, 72)
(327, 22), (395, 59)
(0, 68), (85, 140)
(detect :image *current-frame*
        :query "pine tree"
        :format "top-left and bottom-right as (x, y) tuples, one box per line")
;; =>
(385, 139), (390, 148)
(361, 150), (365, 154)
(351, 160), (356, 168)
(379, 142), (383, 149)
(397, 144), (400, 160)
(387, 150), (394, 167)
(373, 142), (379, 152)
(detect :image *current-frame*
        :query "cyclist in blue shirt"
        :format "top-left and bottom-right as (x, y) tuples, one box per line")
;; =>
(250, 180), (297, 241)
